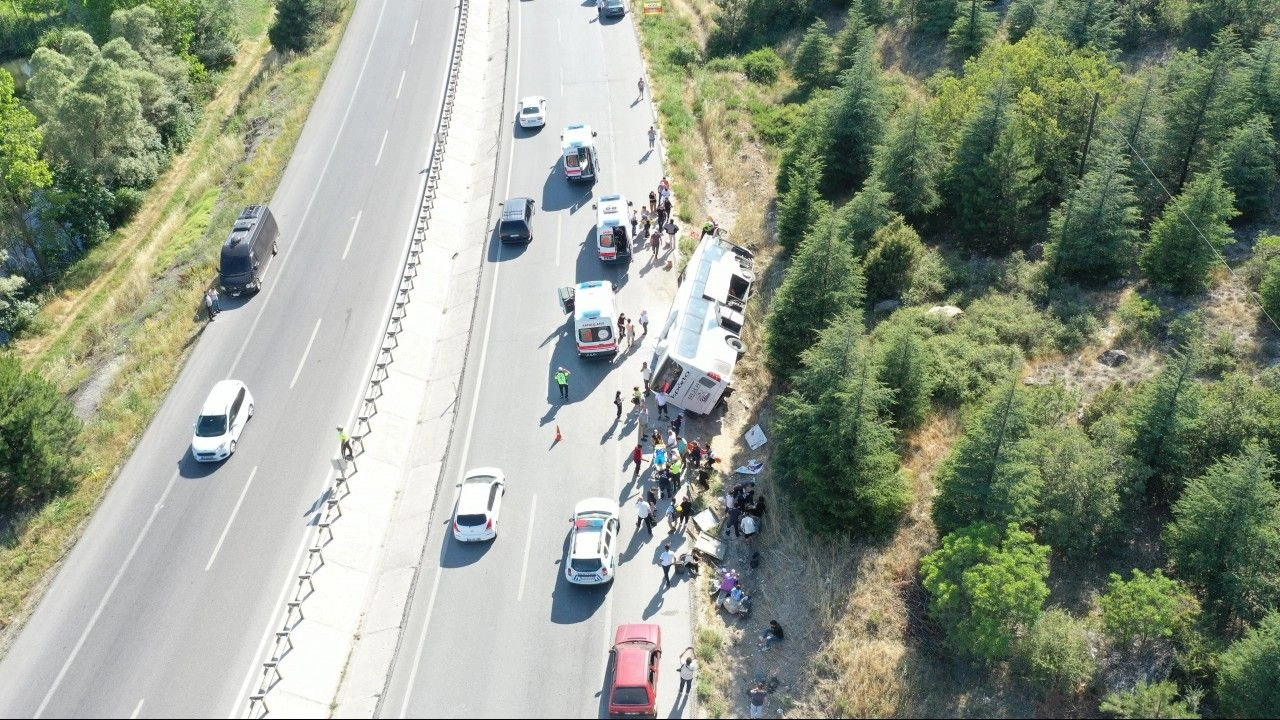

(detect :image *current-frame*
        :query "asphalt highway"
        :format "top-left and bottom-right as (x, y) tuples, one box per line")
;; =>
(0, 1), (457, 716)
(380, 2), (695, 717)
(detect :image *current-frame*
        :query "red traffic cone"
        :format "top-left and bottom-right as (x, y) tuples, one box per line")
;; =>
(554, 425), (563, 442)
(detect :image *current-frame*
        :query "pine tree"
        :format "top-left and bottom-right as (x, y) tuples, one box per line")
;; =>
(822, 43), (888, 192)
(1156, 30), (1246, 193)
(830, 6), (873, 76)
(1140, 169), (1238, 294)
(876, 322), (935, 430)
(1236, 37), (1280, 146)
(269, 0), (324, 54)
(1125, 350), (1202, 501)
(774, 148), (828, 252)
(1216, 114), (1278, 219)
(947, 85), (1038, 253)
(1005, 0), (1044, 42)
(871, 100), (943, 222)
(775, 98), (829, 195)
(933, 378), (1039, 535)
(1101, 681), (1201, 719)
(1217, 611), (1280, 717)
(765, 213), (866, 378)
(1108, 73), (1165, 220)
(832, 177), (896, 255)
(773, 313), (909, 535)
(0, 354), (84, 513)
(1051, 0), (1122, 52)
(792, 19), (834, 93)
(947, 0), (997, 60)
(1047, 141), (1141, 284)
(1165, 445), (1280, 624)
(918, 0), (960, 33)
(1023, 425), (1123, 558)
(864, 216), (924, 302)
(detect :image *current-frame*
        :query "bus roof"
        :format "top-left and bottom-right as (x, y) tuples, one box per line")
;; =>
(660, 237), (749, 379)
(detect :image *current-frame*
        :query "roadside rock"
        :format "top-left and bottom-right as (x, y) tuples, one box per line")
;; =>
(927, 305), (964, 320)
(1098, 349), (1130, 367)
(873, 299), (901, 314)
(1027, 243), (1045, 261)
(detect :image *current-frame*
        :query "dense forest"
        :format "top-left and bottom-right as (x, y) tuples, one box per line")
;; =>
(694, 0), (1280, 714)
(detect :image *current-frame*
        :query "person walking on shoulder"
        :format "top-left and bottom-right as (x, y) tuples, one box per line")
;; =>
(676, 648), (697, 698)
(748, 682), (769, 719)
(554, 367), (571, 400)
(637, 76), (646, 99)
(659, 543), (676, 588)
(613, 390), (623, 420)
(204, 288), (220, 320)
(648, 125), (657, 150)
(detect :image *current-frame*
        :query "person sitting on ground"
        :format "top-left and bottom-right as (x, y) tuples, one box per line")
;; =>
(677, 552), (699, 576)
(759, 620), (785, 651)
(717, 569), (738, 599)
(747, 495), (767, 518)
(739, 513), (759, 545)
(722, 585), (749, 615)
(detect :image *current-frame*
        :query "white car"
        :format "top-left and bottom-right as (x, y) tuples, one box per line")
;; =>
(518, 96), (547, 128)
(191, 380), (254, 463)
(452, 467), (507, 542)
(565, 497), (620, 585)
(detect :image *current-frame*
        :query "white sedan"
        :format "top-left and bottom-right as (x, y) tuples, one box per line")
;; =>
(452, 467), (506, 542)
(517, 96), (547, 128)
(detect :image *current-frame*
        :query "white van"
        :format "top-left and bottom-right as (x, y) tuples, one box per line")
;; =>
(557, 280), (618, 357)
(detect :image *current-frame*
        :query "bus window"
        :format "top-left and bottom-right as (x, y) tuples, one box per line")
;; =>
(654, 358), (682, 394)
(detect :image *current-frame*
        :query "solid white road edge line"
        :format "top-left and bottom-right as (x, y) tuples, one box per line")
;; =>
(206, 467), (260, 571)
(396, 0), (523, 709)
(227, 0), (390, 379)
(35, 470), (181, 718)
(130, 698), (144, 719)
(342, 210), (364, 261)
(410, 19), (418, 46)
(289, 318), (323, 390)
(517, 494), (537, 601)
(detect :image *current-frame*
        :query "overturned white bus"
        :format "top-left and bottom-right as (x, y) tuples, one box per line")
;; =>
(649, 234), (755, 415)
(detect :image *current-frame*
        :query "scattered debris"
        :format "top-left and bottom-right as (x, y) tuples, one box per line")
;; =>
(745, 424), (767, 449)
(1098, 349), (1130, 367)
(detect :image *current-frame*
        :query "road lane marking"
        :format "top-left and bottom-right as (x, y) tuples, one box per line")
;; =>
(410, 19), (418, 46)
(130, 698), (144, 718)
(517, 494), (537, 601)
(396, 69), (406, 99)
(342, 210), (364, 261)
(399, 565), (443, 719)
(555, 214), (562, 267)
(227, 0), (389, 379)
(398, 0), (522, 710)
(376, 129), (389, 166)
(36, 471), (180, 718)
(289, 319), (323, 389)
(206, 467), (260, 571)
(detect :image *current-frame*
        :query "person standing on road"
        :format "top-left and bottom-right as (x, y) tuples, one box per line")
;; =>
(617, 313), (627, 342)
(655, 390), (669, 418)
(639, 309), (649, 336)
(748, 682), (769, 719)
(626, 320), (637, 350)
(635, 496), (653, 533)
(631, 443), (644, 480)
(640, 361), (652, 395)
(650, 230), (661, 262)
(648, 125), (657, 150)
(637, 76), (646, 99)
(664, 218), (679, 250)
(554, 367), (571, 400)
(638, 403), (650, 442)
(614, 390), (623, 420)
(630, 209), (639, 238)
(677, 648), (697, 698)
(678, 496), (693, 530)
(659, 543), (676, 587)
(648, 190), (657, 212)
(204, 288), (220, 320)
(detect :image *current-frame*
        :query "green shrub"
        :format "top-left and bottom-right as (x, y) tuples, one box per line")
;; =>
(1217, 611), (1280, 717)
(667, 42), (702, 69)
(1014, 609), (1097, 694)
(1259, 257), (1280, 326)
(957, 294), (1059, 355)
(705, 56), (743, 73)
(1100, 569), (1199, 646)
(743, 48), (784, 84)
(1100, 681), (1201, 719)
(1116, 293), (1162, 347)
(927, 333), (1024, 408)
(0, 354), (85, 513)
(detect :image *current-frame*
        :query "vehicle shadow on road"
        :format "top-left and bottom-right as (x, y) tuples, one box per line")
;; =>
(486, 226), (530, 264)
(178, 449), (224, 479)
(437, 524), (496, 568)
(542, 166), (595, 213)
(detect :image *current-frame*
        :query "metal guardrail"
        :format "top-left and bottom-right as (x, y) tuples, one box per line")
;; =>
(245, 0), (472, 715)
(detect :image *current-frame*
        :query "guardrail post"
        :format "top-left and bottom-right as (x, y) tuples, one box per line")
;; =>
(248, 694), (268, 717)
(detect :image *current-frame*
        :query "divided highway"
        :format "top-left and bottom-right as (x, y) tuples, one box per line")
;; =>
(381, 2), (695, 717)
(0, 1), (457, 716)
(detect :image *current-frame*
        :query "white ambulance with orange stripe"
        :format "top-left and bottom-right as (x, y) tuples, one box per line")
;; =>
(557, 280), (618, 358)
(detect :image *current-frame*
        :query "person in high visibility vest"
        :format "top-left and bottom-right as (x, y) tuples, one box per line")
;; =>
(554, 367), (571, 400)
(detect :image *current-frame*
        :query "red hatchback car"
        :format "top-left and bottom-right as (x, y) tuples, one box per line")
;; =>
(607, 623), (663, 718)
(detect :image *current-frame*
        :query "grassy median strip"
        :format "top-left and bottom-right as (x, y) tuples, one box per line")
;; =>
(0, 4), (355, 648)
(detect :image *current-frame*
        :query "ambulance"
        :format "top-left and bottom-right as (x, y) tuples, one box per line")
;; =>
(557, 280), (618, 357)
(593, 193), (634, 263)
(561, 122), (600, 183)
